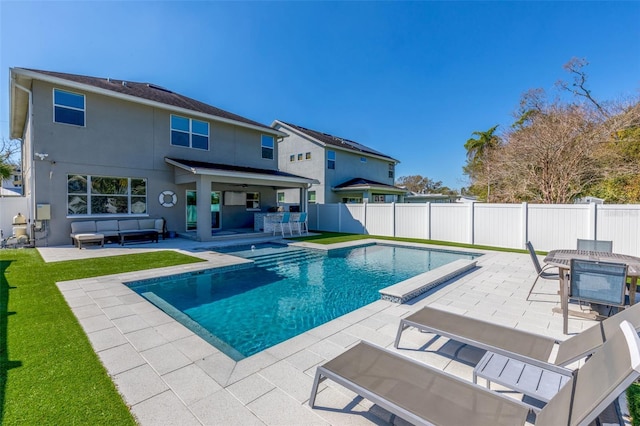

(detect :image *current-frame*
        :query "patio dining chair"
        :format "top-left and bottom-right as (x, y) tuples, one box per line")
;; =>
(569, 258), (627, 318)
(577, 238), (613, 253)
(525, 241), (560, 301)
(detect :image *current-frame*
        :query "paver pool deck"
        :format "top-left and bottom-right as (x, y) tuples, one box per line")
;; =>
(39, 237), (617, 425)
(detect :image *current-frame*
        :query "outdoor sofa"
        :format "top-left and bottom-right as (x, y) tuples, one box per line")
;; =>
(70, 218), (166, 248)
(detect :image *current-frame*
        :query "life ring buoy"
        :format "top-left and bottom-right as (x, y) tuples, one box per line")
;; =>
(159, 190), (177, 207)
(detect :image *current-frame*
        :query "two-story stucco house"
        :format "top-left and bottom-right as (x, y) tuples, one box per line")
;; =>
(9, 68), (316, 245)
(272, 121), (404, 205)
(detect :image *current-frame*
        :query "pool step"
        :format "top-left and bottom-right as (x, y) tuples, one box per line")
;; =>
(253, 250), (325, 269)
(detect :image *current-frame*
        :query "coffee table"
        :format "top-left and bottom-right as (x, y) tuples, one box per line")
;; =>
(118, 230), (158, 246)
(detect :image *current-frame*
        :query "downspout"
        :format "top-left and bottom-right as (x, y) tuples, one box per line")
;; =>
(13, 82), (35, 241)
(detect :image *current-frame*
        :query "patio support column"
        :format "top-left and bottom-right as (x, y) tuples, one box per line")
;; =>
(196, 175), (213, 242)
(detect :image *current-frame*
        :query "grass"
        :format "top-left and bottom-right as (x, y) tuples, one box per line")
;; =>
(0, 249), (203, 425)
(291, 232), (529, 253)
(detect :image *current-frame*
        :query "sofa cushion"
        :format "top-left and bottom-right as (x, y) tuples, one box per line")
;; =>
(138, 219), (155, 230)
(71, 221), (96, 234)
(154, 218), (164, 232)
(118, 220), (139, 231)
(96, 220), (119, 232)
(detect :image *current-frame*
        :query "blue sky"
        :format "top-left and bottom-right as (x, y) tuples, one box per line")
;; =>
(1, 1), (639, 190)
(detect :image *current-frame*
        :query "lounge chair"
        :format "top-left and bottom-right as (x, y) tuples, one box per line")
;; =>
(310, 320), (640, 426)
(395, 301), (640, 367)
(526, 241), (560, 301)
(577, 238), (613, 253)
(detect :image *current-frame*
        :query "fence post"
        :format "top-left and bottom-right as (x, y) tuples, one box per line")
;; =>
(392, 202), (396, 237)
(338, 203), (342, 233)
(521, 202), (528, 249)
(589, 203), (597, 239)
(468, 202), (475, 245)
(426, 202), (432, 240)
(363, 202), (367, 235)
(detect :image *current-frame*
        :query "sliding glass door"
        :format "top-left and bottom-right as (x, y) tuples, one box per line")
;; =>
(186, 190), (221, 231)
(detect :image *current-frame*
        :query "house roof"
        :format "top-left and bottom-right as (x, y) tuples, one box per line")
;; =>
(332, 177), (405, 194)
(165, 158), (318, 187)
(272, 120), (398, 163)
(10, 68), (283, 139)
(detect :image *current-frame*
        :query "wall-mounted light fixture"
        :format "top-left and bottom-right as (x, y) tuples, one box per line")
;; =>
(35, 152), (49, 160)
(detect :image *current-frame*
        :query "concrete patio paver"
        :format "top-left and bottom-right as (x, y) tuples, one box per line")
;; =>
(44, 237), (621, 425)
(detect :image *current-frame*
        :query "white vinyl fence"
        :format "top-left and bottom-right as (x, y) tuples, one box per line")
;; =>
(308, 202), (640, 257)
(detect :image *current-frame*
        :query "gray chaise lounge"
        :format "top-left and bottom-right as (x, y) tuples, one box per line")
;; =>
(394, 302), (640, 367)
(310, 320), (640, 426)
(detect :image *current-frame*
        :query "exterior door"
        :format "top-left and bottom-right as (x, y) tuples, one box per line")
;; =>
(186, 190), (221, 231)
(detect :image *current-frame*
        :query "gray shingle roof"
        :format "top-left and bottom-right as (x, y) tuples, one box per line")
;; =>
(25, 69), (273, 131)
(278, 121), (396, 161)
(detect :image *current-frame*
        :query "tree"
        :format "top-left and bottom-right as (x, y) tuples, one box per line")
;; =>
(396, 175), (446, 194)
(464, 58), (640, 204)
(0, 138), (21, 180)
(463, 125), (500, 201)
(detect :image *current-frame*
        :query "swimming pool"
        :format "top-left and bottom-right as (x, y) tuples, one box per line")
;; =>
(128, 243), (481, 360)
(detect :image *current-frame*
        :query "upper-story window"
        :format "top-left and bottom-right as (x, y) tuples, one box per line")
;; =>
(305, 152), (311, 160)
(360, 157), (367, 163)
(297, 153), (303, 161)
(54, 89), (85, 126)
(327, 150), (336, 170)
(261, 135), (274, 159)
(171, 115), (209, 150)
(388, 163), (395, 179)
(289, 154), (295, 162)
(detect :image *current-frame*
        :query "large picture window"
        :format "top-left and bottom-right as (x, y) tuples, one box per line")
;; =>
(261, 135), (274, 159)
(171, 114), (209, 150)
(67, 175), (147, 215)
(54, 88), (85, 126)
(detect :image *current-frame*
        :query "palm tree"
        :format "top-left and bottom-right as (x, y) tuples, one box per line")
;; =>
(464, 125), (500, 201)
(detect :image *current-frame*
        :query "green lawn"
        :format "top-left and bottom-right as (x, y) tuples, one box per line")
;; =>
(0, 249), (203, 425)
(291, 232), (529, 253)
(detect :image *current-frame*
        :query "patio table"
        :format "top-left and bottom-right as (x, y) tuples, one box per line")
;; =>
(544, 249), (640, 334)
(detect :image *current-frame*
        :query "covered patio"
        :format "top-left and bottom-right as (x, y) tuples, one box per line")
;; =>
(166, 158), (318, 241)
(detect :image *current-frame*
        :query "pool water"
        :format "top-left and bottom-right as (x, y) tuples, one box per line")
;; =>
(128, 243), (480, 360)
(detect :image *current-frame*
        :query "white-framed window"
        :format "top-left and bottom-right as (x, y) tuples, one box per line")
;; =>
(261, 135), (274, 159)
(54, 88), (85, 126)
(297, 153), (303, 161)
(171, 114), (209, 150)
(305, 152), (311, 160)
(67, 174), (146, 216)
(246, 192), (260, 210)
(327, 150), (336, 169)
(308, 191), (316, 204)
(388, 163), (394, 179)
(289, 154), (295, 162)
(372, 194), (385, 203)
(360, 157), (367, 163)
(277, 192), (285, 203)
